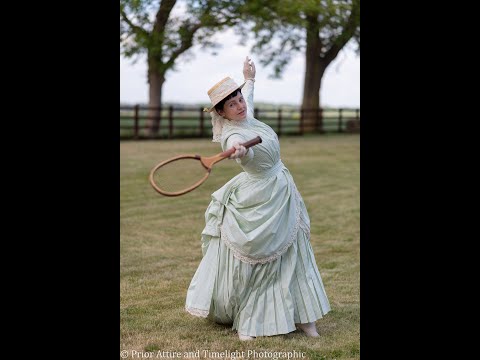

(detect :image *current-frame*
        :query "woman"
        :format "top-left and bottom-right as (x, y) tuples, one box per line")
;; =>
(185, 57), (330, 341)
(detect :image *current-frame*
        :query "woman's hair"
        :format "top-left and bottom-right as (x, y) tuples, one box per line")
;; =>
(214, 89), (242, 113)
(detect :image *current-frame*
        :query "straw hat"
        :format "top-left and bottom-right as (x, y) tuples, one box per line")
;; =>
(203, 77), (246, 113)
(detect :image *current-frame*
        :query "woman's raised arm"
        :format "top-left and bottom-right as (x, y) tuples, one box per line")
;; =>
(242, 56), (256, 118)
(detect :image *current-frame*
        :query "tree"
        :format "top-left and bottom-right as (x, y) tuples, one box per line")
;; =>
(120, 0), (240, 136)
(239, 0), (360, 131)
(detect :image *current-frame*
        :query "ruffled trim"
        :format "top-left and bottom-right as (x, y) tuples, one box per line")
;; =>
(185, 305), (209, 318)
(212, 133), (222, 143)
(210, 110), (225, 143)
(219, 186), (304, 265)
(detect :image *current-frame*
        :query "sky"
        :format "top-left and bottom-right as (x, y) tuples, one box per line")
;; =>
(120, 28), (360, 108)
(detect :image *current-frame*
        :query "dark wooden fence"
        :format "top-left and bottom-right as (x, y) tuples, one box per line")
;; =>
(120, 105), (360, 139)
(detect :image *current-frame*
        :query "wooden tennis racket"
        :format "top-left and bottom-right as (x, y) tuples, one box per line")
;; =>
(149, 136), (262, 196)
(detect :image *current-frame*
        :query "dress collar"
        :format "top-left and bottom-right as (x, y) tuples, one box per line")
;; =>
(224, 116), (252, 128)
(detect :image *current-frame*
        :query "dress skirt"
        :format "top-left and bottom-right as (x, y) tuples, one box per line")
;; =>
(185, 168), (331, 337)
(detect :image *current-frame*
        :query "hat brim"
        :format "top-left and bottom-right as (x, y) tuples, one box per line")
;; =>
(204, 81), (246, 112)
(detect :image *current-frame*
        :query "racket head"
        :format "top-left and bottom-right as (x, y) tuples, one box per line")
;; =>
(149, 154), (211, 196)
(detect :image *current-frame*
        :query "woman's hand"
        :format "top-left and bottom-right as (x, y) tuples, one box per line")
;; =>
(243, 56), (256, 81)
(229, 141), (248, 159)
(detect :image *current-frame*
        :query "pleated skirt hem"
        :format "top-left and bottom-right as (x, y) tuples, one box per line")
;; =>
(185, 228), (331, 337)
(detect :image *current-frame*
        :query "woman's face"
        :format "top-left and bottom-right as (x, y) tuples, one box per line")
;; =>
(218, 93), (247, 121)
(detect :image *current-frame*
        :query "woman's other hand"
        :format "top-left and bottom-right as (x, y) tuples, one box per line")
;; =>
(243, 56), (256, 81)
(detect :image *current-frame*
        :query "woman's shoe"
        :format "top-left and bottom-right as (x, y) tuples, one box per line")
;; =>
(295, 322), (320, 337)
(238, 333), (255, 341)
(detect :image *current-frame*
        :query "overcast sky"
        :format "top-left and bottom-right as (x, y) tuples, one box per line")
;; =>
(120, 28), (360, 108)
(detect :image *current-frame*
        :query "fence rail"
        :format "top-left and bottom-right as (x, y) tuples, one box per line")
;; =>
(120, 105), (360, 139)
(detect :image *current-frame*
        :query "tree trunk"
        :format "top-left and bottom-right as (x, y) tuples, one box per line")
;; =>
(302, 16), (326, 133)
(146, 60), (165, 137)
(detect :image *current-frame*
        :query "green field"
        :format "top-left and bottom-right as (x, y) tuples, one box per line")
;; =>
(120, 134), (360, 360)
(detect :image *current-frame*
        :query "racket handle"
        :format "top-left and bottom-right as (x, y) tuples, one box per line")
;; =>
(218, 136), (263, 159)
(241, 136), (262, 149)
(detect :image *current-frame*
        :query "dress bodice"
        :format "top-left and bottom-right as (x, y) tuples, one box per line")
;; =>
(221, 117), (281, 176)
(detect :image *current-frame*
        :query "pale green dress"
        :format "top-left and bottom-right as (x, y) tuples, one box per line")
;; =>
(185, 80), (330, 337)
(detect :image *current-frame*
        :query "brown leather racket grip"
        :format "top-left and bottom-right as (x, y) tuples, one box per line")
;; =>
(219, 136), (262, 158)
(242, 136), (262, 148)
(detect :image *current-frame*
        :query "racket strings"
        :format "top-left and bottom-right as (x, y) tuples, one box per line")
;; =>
(151, 158), (208, 194)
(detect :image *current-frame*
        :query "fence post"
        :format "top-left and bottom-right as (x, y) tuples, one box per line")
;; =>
(338, 108), (343, 133)
(317, 108), (324, 133)
(300, 108), (304, 135)
(134, 104), (139, 139)
(168, 105), (173, 139)
(199, 107), (204, 138)
(277, 108), (282, 136)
